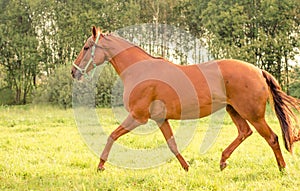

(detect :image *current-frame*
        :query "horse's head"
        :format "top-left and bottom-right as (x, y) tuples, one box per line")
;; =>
(71, 26), (107, 80)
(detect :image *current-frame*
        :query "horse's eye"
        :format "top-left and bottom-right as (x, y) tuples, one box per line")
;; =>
(84, 47), (89, 51)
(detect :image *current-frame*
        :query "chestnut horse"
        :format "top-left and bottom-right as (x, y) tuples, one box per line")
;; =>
(71, 26), (300, 172)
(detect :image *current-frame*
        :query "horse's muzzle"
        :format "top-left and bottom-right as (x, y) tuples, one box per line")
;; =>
(71, 67), (82, 80)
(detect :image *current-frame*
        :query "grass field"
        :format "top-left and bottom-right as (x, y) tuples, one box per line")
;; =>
(1, 105), (300, 191)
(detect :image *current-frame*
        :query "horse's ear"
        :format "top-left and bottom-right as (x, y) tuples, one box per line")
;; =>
(92, 26), (97, 39)
(97, 27), (104, 37)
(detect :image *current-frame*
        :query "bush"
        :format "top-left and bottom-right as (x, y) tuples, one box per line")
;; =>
(95, 64), (119, 107)
(34, 64), (119, 108)
(0, 87), (15, 105)
(33, 65), (73, 109)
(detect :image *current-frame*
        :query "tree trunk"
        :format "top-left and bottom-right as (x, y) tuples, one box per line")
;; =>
(15, 87), (21, 104)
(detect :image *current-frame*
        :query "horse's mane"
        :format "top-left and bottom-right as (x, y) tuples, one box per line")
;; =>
(133, 45), (164, 60)
(107, 33), (164, 60)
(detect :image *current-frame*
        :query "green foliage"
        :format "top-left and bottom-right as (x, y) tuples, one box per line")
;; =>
(0, 0), (299, 107)
(34, 64), (118, 108)
(72, 64), (119, 108)
(0, 87), (15, 105)
(95, 64), (119, 107)
(199, 0), (299, 87)
(34, 66), (73, 109)
(289, 66), (300, 98)
(0, 0), (40, 104)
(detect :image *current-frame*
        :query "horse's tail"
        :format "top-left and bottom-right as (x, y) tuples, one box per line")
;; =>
(262, 70), (300, 154)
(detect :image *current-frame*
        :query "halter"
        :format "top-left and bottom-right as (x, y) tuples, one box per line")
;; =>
(73, 33), (101, 79)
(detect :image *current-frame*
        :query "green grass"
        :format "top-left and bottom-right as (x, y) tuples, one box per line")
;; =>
(1, 105), (300, 190)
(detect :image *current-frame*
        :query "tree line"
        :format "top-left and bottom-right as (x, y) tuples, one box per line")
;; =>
(0, 0), (299, 106)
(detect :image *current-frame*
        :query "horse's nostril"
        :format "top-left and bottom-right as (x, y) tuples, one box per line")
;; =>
(71, 69), (75, 78)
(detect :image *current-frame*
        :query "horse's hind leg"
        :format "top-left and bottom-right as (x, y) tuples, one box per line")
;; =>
(220, 105), (253, 170)
(158, 120), (189, 171)
(249, 119), (286, 171)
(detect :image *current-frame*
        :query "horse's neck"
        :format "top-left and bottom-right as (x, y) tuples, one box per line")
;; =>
(106, 36), (154, 75)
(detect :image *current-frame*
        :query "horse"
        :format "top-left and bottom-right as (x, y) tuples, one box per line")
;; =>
(71, 26), (300, 172)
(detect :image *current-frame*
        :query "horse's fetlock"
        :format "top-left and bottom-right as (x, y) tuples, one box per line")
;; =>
(246, 129), (253, 137)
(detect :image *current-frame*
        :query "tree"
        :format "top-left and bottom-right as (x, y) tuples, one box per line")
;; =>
(1, 0), (299, 106)
(289, 65), (300, 98)
(0, 0), (40, 104)
(197, 0), (299, 90)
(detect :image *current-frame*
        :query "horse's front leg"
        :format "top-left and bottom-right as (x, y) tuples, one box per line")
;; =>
(158, 120), (189, 171)
(98, 114), (145, 171)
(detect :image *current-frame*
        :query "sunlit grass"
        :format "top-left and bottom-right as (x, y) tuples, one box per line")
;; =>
(1, 105), (300, 190)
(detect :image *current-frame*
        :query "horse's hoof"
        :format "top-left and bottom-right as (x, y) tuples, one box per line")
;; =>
(220, 162), (227, 171)
(279, 166), (287, 175)
(97, 165), (105, 172)
(181, 161), (189, 172)
(183, 165), (189, 172)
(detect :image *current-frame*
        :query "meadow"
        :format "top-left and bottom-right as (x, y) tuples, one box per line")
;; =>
(1, 105), (300, 191)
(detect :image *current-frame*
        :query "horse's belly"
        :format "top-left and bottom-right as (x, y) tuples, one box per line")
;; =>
(164, 100), (226, 120)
